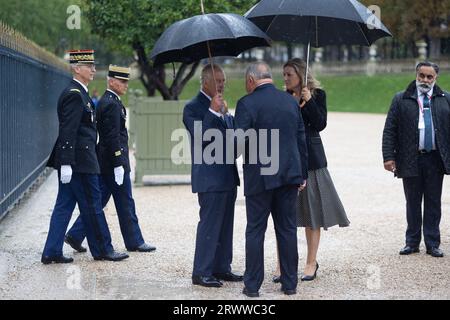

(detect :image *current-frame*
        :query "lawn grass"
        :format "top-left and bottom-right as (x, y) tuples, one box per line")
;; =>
(91, 73), (450, 114)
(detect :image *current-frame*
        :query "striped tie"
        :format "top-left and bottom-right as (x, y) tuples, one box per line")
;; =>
(423, 94), (433, 152)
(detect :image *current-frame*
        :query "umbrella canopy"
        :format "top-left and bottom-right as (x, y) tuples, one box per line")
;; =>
(245, 0), (392, 47)
(151, 13), (271, 66)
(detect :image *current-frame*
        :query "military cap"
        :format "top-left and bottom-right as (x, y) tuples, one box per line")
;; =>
(108, 65), (131, 81)
(68, 49), (95, 64)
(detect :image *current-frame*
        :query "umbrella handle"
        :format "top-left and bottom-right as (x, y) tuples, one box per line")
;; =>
(305, 41), (310, 87)
(200, 0), (219, 99)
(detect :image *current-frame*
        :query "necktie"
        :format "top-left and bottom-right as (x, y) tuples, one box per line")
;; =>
(220, 116), (227, 128)
(423, 94), (433, 152)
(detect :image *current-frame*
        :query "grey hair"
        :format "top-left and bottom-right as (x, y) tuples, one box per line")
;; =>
(416, 61), (439, 74)
(246, 61), (272, 80)
(200, 64), (225, 85)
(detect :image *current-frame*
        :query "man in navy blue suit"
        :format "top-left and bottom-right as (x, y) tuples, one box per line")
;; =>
(234, 62), (308, 297)
(183, 64), (242, 288)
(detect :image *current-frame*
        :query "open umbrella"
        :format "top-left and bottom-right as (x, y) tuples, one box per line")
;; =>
(245, 0), (392, 82)
(150, 13), (271, 66)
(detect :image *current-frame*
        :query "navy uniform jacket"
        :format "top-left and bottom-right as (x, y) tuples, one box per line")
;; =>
(183, 92), (240, 194)
(96, 90), (131, 174)
(235, 83), (308, 197)
(47, 80), (100, 174)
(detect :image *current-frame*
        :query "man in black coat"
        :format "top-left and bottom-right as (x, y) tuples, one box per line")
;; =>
(43, 50), (129, 263)
(65, 65), (156, 253)
(383, 61), (450, 258)
(183, 64), (242, 288)
(234, 62), (308, 297)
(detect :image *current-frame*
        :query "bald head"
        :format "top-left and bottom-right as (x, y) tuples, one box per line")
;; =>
(245, 61), (273, 93)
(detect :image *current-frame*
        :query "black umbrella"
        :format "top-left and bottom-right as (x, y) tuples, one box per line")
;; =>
(245, 0), (392, 82)
(150, 13), (271, 66)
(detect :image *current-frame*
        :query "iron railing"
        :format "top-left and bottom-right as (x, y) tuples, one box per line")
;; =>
(0, 22), (71, 220)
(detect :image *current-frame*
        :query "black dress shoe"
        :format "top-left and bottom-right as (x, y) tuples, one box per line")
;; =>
(129, 243), (156, 252)
(399, 246), (420, 255)
(243, 287), (259, 298)
(64, 235), (87, 253)
(426, 247), (444, 257)
(94, 251), (129, 262)
(192, 276), (223, 288)
(301, 262), (319, 282)
(41, 255), (74, 265)
(281, 287), (297, 295)
(272, 275), (281, 284)
(213, 272), (243, 282)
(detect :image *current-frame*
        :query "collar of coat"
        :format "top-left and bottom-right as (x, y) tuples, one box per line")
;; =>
(403, 80), (445, 100)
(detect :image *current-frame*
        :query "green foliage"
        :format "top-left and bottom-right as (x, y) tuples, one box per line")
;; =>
(0, 0), (89, 54)
(84, 0), (255, 55)
(361, 0), (450, 42)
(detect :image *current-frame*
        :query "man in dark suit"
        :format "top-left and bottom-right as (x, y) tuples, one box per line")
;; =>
(234, 62), (308, 297)
(183, 64), (242, 288)
(65, 65), (156, 254)
(43, 50), (129, 263)
(383, 61), (450, 258)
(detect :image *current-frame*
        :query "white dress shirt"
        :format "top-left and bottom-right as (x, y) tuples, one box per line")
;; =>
(73, 78), (88, 93)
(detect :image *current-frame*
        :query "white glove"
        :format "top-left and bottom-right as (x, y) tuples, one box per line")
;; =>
(60, 165), (73, 184)
(114, 166), (125, 186)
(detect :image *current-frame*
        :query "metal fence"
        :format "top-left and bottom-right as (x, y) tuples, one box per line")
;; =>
(0, 22), (71, 220)
(128, 94), (191, 185)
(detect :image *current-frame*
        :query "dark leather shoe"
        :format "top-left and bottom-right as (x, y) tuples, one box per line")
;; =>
(399, 246), (420, 255)
(64, 235), (87, 253)
(272, 275), (281, 283)
(129, 243), (156, 252)
(426, 247), (444, 257)
(41, 255), (74, 265)
(213, 272), (243, 282)
(192, 276), (223, 288)
(301, 262), (319, 282)
(94, 251), (129, 262)
(243, 287), (259, 298)
(281, 287), (297, 295)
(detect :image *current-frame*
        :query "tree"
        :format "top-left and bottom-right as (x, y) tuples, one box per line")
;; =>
(362, 0), (450, 58)
(84, 0), (256, 100)
(0, 0), (86, 55)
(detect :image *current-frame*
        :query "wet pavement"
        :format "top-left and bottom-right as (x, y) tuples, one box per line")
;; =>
(1, 112), (450, 300)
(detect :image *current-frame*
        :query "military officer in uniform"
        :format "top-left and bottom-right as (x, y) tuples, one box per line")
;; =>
(43, 50), (129, 263)
(65, 65), (156, 253)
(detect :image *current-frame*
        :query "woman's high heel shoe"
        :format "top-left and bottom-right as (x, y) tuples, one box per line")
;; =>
(301, 262), (319, 282)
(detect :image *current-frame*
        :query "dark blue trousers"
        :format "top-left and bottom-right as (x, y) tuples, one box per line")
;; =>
(244, 185), (298, 292)
(193, 188), (237, 277)
(67, 172), (145, 250)
(402, 151), (444, 249)
(42, 173), (114, 258)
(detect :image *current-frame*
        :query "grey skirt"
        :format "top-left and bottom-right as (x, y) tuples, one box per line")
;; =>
(297, 167), (350, 230)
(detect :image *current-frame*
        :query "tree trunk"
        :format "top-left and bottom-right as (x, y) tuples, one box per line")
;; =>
(133, 42), (200, 100)
(287, 42), (293, 60)
(429, 37), (442, 59)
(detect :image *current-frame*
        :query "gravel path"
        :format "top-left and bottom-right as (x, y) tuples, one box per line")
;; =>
(1, 112), (450, 300)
